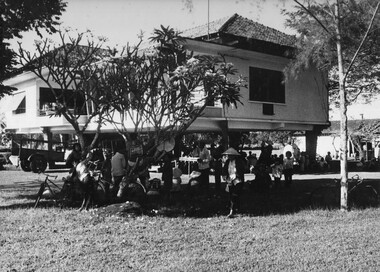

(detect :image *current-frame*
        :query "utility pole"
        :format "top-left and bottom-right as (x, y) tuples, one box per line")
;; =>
(207, 0), (210, 40)
(335, 0), (348, 211)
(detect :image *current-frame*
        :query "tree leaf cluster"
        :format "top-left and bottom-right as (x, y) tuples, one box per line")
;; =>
(101, 25), (246, 149)
(284, 0), (380, 106)
(17, 26), (245, 153)
(0, 0), (67, 98)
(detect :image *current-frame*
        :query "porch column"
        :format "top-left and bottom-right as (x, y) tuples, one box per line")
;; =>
(305, 129), (321, 163)
(42, 127), (53, 151)
(174, 134), (182, 158)
(42, 127), (53, 168)
(218, 120), (229, 150)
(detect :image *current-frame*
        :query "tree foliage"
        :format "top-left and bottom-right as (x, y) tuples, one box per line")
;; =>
(16, 25), (245, 154)
(17, 29), (112, 150)
(284, 0), (380, 106)
(285, 0), (380, 210)
(102, 25), (246, 150)
(0, 0), (67, 98)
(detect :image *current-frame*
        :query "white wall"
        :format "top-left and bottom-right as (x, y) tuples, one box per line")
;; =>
(185, 40), (329, 129)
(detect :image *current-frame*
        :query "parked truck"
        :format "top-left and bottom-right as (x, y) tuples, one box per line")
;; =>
(11, 138), (68, 173)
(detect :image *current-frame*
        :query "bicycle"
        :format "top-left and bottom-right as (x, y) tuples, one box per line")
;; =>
(34, 172), (62, 208)
(87, 160), (113, 203)
(117, 174), (148, 203)
(310, 174), (380, 209)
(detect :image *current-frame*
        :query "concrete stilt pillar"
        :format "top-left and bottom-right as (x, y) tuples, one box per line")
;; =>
(42, 127), (53, 168)
(218, 120), (229, 150)
(305, 129), (320, 163)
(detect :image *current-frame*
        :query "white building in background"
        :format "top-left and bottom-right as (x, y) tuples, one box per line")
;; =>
(2, 14), (329, 159)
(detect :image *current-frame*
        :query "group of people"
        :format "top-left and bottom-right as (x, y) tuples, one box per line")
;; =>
(65, 134), (184, 205)
(65, 134), (151, 201)
(64, 137), (299, 217)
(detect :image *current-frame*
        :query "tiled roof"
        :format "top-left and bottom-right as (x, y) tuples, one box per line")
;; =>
(181, 13), (296, 47)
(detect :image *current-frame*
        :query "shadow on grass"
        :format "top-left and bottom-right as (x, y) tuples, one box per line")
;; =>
(1, 178), (379, 217)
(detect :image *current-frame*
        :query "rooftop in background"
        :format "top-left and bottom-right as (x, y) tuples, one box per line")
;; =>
(181, 13), (296, 49)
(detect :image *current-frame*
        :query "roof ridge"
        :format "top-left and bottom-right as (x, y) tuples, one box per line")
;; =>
(218, 13), (239, 32)
(233, 14), (295, 38)
(180, 13), (296, 47)
(180, 14), (232, 34)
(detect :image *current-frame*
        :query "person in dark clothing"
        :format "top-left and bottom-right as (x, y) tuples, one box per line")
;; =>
(257, 141), (273, 167)
(198, 142), (211, 192)
(66, 143), (82, 169)
(101, 148), (112, 200)
(159, 152), (173, 203)
(211, 142), (224, 192)
(222, 147), (246, 218)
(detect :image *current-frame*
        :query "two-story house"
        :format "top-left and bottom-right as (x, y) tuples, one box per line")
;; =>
(2, 14), (329, 160)
(181, 14), (329, 158)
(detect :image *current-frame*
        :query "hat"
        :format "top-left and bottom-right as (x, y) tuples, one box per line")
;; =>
(157, 138), (175, 152)
(222, 147), (240, 156)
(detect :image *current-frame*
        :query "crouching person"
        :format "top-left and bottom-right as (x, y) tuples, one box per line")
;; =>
(222, 147), (245, 218)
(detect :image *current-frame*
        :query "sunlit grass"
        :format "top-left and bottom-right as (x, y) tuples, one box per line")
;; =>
(1, 169), (380, 271)
(1, 207), (380, 271)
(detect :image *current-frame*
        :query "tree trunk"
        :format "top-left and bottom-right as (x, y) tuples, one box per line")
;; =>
(335, 1), (348, 211)
(77, 131), (86, 153)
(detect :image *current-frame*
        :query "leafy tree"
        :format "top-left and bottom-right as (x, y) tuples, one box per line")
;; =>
(350, 120), (380, 159)
(284, 0), (380, 210)
(0, 0), (67, 98)
(248, 131), (297, 147)
(102, 25), (245, 156)
(17, 29), (112, 151)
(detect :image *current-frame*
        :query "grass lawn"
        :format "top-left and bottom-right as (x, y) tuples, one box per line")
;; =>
(1, 168), (380, 271)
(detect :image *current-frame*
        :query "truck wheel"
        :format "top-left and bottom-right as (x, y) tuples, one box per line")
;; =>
(30, 156), (48, 173)
(20, 160), (32, 172)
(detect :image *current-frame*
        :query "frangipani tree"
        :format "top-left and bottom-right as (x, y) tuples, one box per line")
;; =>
(18, 29), (113, 151)
(102, 25), (246, 155)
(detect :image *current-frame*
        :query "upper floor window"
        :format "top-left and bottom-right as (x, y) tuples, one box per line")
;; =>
(39, 87), (87, 115)
(13, 96), (26, 114)
(249, 67), (285, 104)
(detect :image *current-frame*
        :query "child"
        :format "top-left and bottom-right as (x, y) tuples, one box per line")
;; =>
(283, 151), (294, 187)
(271, 158), (283, 189)
(172, 166), (182, 193)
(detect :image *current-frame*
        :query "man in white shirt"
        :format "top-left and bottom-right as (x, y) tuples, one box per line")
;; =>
(198, 142), (211, 191)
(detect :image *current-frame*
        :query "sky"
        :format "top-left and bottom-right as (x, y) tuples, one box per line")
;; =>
(10, 0), (297, 52)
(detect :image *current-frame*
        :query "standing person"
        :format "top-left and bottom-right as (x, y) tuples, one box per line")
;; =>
(66, 143), (82, 169)
(191, 141), (201, 157)
(222, 147), (245, 218)
(101, 148), (112, 200)
(257, 141), (273, 168)
(325, 151), (332, 170)
(299, 152), (306, 172)
(111, 144), (126, 197)
(247, 152), (258, 173)
(271, 158), (283, 189)
(159, 152), (173, 203)
(126, 132), (144, 169)
(210, 142), (224, 192)
(283, 151), (294, 187)
(198, 142), (211, 192)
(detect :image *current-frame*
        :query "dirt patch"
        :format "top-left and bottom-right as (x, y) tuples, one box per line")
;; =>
(92, 201), (143, 217)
